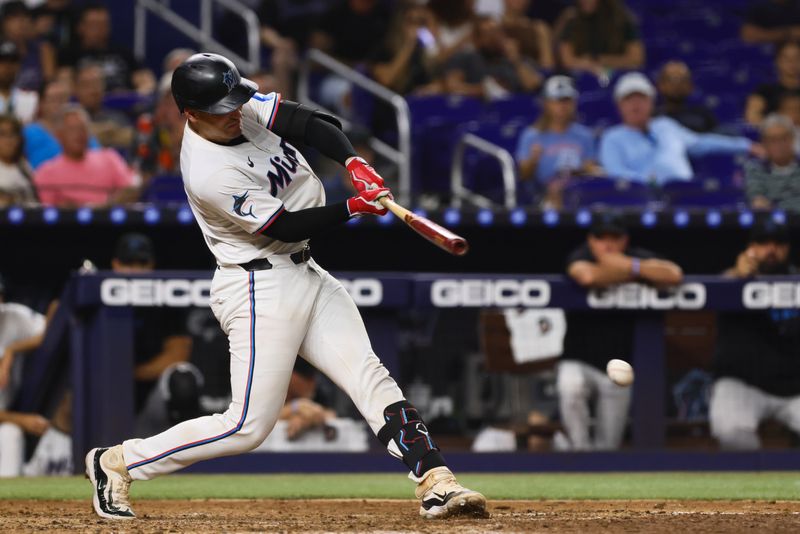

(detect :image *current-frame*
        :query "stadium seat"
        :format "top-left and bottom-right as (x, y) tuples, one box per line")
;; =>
(661, 179), (746, 208)
(562, 177), (654, 209)
(141, 174), (187, 204)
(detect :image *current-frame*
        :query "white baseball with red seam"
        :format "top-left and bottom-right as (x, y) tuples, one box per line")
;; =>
(606, 359), (634, 387)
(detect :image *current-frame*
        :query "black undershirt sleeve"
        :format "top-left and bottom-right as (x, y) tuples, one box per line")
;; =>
(260, 201), (350, 242)
(271, 100), (357, 164)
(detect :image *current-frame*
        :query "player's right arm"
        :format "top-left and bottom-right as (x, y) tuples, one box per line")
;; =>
(197, 168), (391, 243)
(246, 95), (384, 192)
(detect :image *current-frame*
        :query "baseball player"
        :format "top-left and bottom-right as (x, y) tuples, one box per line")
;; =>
(86, 53), (486, 521)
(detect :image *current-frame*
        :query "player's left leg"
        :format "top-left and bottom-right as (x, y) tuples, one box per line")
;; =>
(298, 263), (487, 519)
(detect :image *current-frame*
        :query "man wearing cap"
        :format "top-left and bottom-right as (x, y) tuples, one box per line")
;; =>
(744, 113), (800, 211)
(558, 214), (683, 450)
(599, 72), (762, 185)
(711, 221), (800, 450)
(110, 233), (202, 438)
(515, 75), (601, 207)
(0, 40), (38, 123)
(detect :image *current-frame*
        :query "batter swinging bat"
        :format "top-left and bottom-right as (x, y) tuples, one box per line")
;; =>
(379, 197), (469, 256)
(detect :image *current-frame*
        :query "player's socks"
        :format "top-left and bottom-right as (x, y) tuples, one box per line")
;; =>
(412, 466), (488, 519)
(85, 445), (136, 520)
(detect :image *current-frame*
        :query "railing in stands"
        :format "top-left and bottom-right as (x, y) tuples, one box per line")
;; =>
(134, 0), (261, 74)
(451, 133), (517, 209)
(297, 49), (412, 206)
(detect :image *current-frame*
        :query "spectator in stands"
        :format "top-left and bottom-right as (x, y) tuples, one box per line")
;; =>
(137, 73), (185, 179)
(656, 60), (717, 134)
(109, 233), (200, 437)
(161, 48), (195, 75)
(600, 72), (761, 185)
(515, 75), (600, 208)
(23, 80), (101, 169)
(499, 0), (555, 70)
(309, 0), (392, 116)
(436, 16), (543, 99)
(0, 115), (35, 206)
(711, 221), (800, 450)
(370, 2), (436, 95)
(556, 0), (644, 78)
(0, 1), (56, 92)
(746, 41), (800, 125)
(30, 0), (77, 49)
(249, 70), (280, 95)
(427, 0), (476, 65)
(258, 0), (326, 52)
(741, 0), (800, 44)
(33, 104), (136, 206)
(744, 114), (800, 211)
(279, 359), (336, 441)
(74, 63), (133, 150)
(58, 3), (155, 94)
(777, 92), (800, 154)
(559, 213), (682, 451)
(0, 41), (38, 123)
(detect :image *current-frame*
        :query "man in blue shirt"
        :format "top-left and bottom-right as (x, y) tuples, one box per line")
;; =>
(599, 72), (763, 185)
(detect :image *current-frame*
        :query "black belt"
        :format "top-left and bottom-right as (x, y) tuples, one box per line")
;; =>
(239, 247), (311, 271)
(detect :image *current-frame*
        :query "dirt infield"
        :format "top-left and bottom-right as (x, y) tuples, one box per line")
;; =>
(1, 499), (799, 533)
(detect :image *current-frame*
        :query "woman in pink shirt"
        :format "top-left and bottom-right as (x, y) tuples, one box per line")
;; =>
(34, 104), (136, 206)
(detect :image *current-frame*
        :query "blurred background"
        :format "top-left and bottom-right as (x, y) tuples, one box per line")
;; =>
(2, 0), (800, 477)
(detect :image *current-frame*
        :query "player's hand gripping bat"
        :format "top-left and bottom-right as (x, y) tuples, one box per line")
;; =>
(378, 197), (469, 256)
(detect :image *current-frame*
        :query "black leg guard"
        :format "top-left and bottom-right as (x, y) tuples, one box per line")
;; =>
(377, 400), (447, 477)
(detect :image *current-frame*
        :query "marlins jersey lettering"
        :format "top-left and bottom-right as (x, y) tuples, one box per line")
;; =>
(181, 92), (325, 266)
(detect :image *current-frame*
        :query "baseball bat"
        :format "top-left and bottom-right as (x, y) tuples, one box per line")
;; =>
(379, 197), (469, 256)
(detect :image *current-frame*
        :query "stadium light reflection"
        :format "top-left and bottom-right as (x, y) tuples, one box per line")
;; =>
(705, 210), (722, 227)
(509, 208), (527, 226)
(144, 207), (161, 225)
(575, 209), (592, 227)
(76, 207), (93, 224)
(542, 209), (559, 227)
(443, 208), (461, 226)
(176, 206), (194, 224)
(772, 210), (787, 225)
(738, 211), (754, 227)
(7, 206), (23, 224)
(42, 207), (59, 224)
(641, 211), (657, 227)
(673, 210), (689, 227)
(110, 207), (127, 224)
(476, 209), (493, 226)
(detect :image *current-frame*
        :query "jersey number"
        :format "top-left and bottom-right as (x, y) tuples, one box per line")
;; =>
(267, 140), (300, 196)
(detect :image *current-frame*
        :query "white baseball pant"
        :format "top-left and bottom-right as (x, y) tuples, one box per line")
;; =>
(122, 257), (404, 480)
(557, 359), (631, 450)
(710, 377), (800, 450)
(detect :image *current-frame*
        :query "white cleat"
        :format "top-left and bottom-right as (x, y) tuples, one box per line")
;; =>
(85, 445), (136, 520)
(415, 466), (488, 519)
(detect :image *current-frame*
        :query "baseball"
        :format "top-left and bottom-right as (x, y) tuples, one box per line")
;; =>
(606, 359), (634, 387)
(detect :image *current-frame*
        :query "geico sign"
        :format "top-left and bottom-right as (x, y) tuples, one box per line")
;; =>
(101, 279), (212, 307)
(588, 283), (706, 309)
(743, 282), (800, 308)
(339, 278), (383, 306)
(431, 279), (550, 307)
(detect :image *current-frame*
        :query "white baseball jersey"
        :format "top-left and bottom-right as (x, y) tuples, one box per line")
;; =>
(181, 92), (326, 266)
(0, 302), (46, 409)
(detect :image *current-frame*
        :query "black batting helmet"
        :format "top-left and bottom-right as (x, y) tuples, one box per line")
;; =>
(171, 53), (257, 114)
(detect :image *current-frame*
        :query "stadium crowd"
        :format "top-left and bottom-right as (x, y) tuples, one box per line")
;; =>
(3, 0), (800, 472)
(0, 0), (795, 210)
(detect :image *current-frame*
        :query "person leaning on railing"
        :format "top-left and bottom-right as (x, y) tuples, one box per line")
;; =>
(710, 221), (800, 450)
(557, 213), (683, 451)
(744, 113), (800, 211)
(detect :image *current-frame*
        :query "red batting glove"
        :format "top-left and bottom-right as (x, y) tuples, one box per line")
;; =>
(346, 187), (393, 217)
(346, 156), (384, 192)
